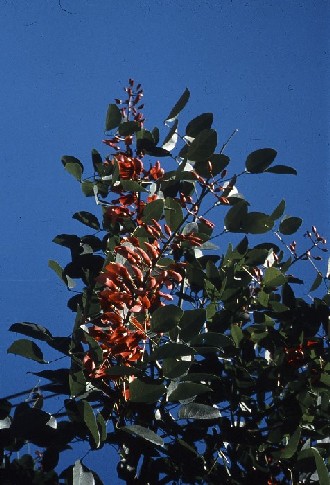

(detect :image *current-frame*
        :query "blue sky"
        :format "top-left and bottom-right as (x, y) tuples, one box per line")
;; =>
(0, 0), (329, 480)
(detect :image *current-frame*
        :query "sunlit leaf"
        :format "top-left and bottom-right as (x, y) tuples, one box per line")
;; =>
(105, 104), (121, 131)
(164, 197), (183, 231)
(165, 88), (190, 122)
(142, 198), (164, 223)
(245, 148), (277, 173)
(178, 403), (221, 420)
(279, 216), (302, 235)
(48, 259), (75, 289)
(7, 339), (47, 363)
(298, 447), (329, 485)
(72, 460), (95, 485)
(61, 156), (84, 181)
(162, 119), (178, 151)
(263, 267), (286, 288)
(123, 425), (164, 446)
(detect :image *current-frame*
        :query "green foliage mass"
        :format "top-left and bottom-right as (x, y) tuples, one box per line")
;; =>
(2, 81), (329, 484)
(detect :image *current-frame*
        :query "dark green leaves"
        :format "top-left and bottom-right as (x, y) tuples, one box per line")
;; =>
(279, 216), (302, 235)
(129, 379), (166, 403)
(142, 199), (164, 223)
(265, 164), (297, 175)
(151, 305), (184, 332)
(224, 202), (273, 233)
(186, 113), (213, 137)
(165, 88), (190, 122)
(164, 197), (183, 231)
(118, 121), (140, 136)
(73, 211), (100, 230)
(105, 103), (121, 131)
(167, 382), (211, 401)
(7, 339), (47, 363)
(9, 322), (52, 342)
(263, 267), (286, 288)
(186, 129), (217, 162)
(245, 148), (277, 173)
(61, 156), (84, 181)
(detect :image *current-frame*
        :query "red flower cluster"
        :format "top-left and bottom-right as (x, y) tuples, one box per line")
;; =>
(116, 153), (143, 180)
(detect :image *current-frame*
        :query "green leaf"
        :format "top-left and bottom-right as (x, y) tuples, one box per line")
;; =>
(162, 119), (178, 151)
(265, 165), (297, 175)
(243, 212), (274, 234)
(149, 343), (194, 360)
(186, 129), (217, 162)
(164, 197), (183, 231)
(73, 211), (100, 231)
(72, 460), (95, 485)
(129, 379), (166, 403)
(105, 103), (121, 131)
(178, 403), (221, 420)
(7, 339), (47, 363)
(96, 412), (107, 445)
(142, 199), (164, 223)
(167, 382), (212, 402)
(151, 305), (184, 333)
(9, 322), (53, 342)
(194, 154), (229, 178)
(190, 332), (233, 349)
(263, 267), (286, 288)
(120, 180), (147, 192)
(279, 216), (302, 235)
(277, 427), (301, 459)
(271, 199), (286, 220)
(231, 324), (243, 347)
(122, 425), (164, 447)
(162, 358), (191, 379)
(118, 121), (140, 136)
(61, 156), (84, 181)
(69, 370), (86, 398)
(224, 200), (248, 232)
(77, 400), (100, 448)
(91, 148), (102, 172)
(48, 259), (75, 289)
(310, 273), (323, 292)
(179, 309), (206, 342)
(298, 447), (329, 485)
(165, 88), (190, 122)
(186, 113), (213, 137)
(245, 148), (277, 173)
(152, 127), (160, 145)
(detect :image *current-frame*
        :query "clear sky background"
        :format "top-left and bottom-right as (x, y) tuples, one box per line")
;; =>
(0, 0), (329, 481)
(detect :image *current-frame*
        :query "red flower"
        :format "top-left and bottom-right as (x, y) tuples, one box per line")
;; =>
(104, 206), (131, 224)
(149, 161), (164, 180)
(116, 153), (143, 180)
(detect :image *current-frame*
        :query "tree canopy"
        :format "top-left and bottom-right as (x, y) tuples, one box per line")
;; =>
(1, 80), (329, 484)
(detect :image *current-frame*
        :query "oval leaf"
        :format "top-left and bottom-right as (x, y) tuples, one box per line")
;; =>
(9, 322), (53, 342)
(265, 164), (297, 175)
(164, 197), (183, 231)
(7, 339), (47, 363)
(309, 273), (323, 292)
(61, 156), (84, 181)
(73, 211), (100, 230)
(167, 382), (211, 402)
(263, 267), (286, 288)
(243, 212), (274, 234)
(105, 104), (121, 131)
(186, 113), (213, 137)
(123, 425), (164, 446)
(151, 305), (184, 333)
(142, 199), (164, 223)
(271, 199), (286, 220)
(279, 216), (302, 235)
(178, 403), (221, 420)
(245, 148), (277, 173)
(129, 379), (166, 403)
(186, 129), (217, 162)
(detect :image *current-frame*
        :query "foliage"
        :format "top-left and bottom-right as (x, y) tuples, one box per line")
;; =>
(3, 80), (330, 484)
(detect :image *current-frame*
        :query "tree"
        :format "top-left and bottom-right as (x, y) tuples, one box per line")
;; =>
(1, 79), (329, 484)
